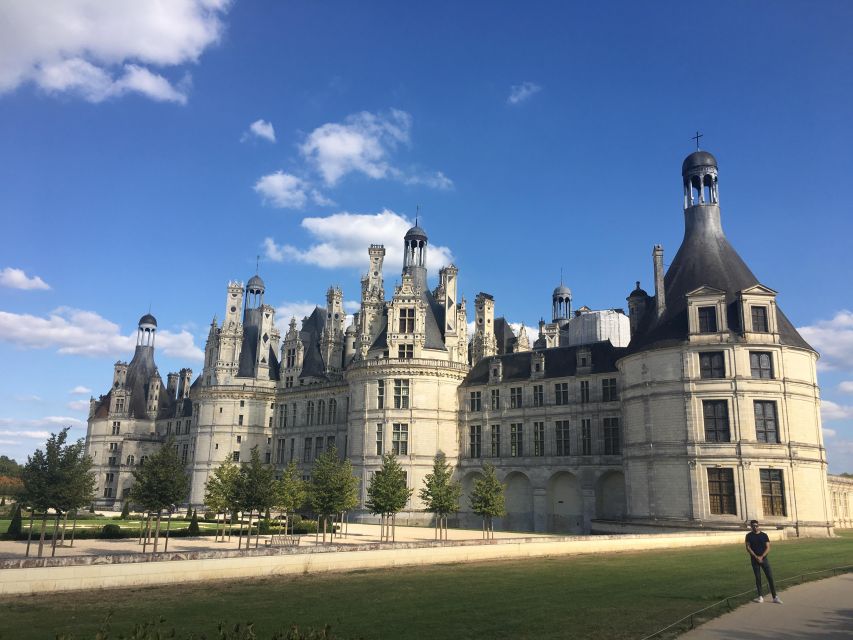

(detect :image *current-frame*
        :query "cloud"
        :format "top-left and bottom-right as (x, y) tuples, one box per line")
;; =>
(275, 301), (322, 324)
(401, 171), (454, 190)
(824, 427), (837, 438)
(67, 400), (91, 412)
(0, 1), (230, 104)
(839, 381), (853, 394)
(70, 386), (92, 395)
(507, 81), (541, 105)
(15, 395), (42, 403)
(509, 322), (538, 345)
(0, 307), (203, 361)
(242, 119), (276, 143)
(0, 267), (50, 290)
(798, 310), (853, 370)
(344, 300), (361, 313)
(254, 171), (309, 209)
(263, 209), (454, 271)
(821, 399), (853, 422)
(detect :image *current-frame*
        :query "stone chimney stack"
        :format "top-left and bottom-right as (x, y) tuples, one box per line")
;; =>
(653, 245), (666, 319)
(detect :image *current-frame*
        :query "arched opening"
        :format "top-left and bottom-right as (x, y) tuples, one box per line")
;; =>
(459, 470), (484, 529)
(595, 470), (626, 520)
(546, 471), (583, 533)
(502, 471), (533, 532)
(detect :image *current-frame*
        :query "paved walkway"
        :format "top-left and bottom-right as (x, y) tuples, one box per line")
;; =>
(680, 573), (853, 639)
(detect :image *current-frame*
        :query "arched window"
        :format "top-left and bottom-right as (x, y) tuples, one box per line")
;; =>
(126, 455), (135, 466)
(306, 401), (314, 425)
(318, 400), (326, 425)
(140, 456), (148, 466)
(329, 399), (337, 423)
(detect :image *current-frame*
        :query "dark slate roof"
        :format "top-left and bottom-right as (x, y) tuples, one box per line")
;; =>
(627, 203), (813, 354)
(138, 313), (157, 326)
(462, 341), (625, 386)
(300, 307), (328, 379)
(405, 225), (427, 240)
(493, 317), (517, 355)
(553, 284), (572, 297)
(247, 274), (265, 290)
(91, 345), (178, 420)
(682, 150), (717, 175)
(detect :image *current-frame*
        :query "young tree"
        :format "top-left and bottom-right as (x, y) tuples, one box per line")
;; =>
(419, 453), (462, 541)
(120, 500), (130, 519)
(203, 459), (240, 541)
(309, 446), (358, 544)
(366, 453), (412, 542)
(469, 462), (506, 540)
(236, 447), (277, 549)
(187, 509), (200, 536)
(6, 503), (22, 535)
(275, 462), (307, 536)
(130, 439), (190, 553)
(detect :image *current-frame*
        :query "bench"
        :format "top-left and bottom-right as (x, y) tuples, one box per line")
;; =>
(265, 534), (301, 548)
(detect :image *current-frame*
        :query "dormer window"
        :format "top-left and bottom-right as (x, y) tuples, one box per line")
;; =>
(751, 306), (769, 333)
(698, 306), (718, 333)
(398, 344), (413, 359)
(398, 308), (415, 333)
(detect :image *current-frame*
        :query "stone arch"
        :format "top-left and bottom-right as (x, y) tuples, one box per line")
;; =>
(458, 470), (484, 529)
(502, 471), (533, 532)
(546, 471), (583, 533)
(596, 470), (626, 519)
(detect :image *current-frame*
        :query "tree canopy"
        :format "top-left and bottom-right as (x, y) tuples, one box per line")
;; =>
(419, 453), (461, 518)
(204, 459), (241, 515)
(275, 461), (307, 515)
(130, 438), (190, 513)
(238, 447), (277, 515)
(470, 463), (506, 520)
(21, 427), (95, 514)
(309, 446), (358, 518)
(366, 453), (412, 517)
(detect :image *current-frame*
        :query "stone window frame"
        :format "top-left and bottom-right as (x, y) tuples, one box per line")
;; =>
(392, 423), (409, 455)
(532, 384), (544, 407)
(707, 467), (737, 515)
(699, 351), (726, 379)
(754, 400), (780, 443)
(533, 422), (545, 457)
(601, 378), (618, 402)
(393, 379), (410, 409)
(490, 424), (501, 458)
(469, 391), (482, 412)
(702, 399), (731, 442)
(510, 423), (523, 457)
(490, 388), (501, 410)
(760, 468), (787, 516)
(555, 420), (570, 456)
(603, 417), (621, 455)
(750, 351), (774, 379)
(469, 425), (482, 459)
(554, 382), (569, 406)
(510, 387), (523, 409)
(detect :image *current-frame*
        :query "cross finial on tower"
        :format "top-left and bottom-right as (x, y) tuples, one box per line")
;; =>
(255, 254), (260, 274)
(692, 131), (703, 150)
(415, 204), (420, 226)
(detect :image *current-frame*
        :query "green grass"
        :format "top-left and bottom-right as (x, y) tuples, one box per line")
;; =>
(1, 531), (851, 640)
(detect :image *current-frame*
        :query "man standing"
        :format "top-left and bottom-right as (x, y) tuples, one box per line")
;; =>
(745, 520), (782, 603)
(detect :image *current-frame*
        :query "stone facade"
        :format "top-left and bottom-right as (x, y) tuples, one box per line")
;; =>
(828, 474), (853, 528)
(85, 149), (835, 537)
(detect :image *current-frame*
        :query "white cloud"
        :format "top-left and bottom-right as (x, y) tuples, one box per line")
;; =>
(821, 399), (853, 422)
(0, 307), (203, 361)
(509, 322), (538, 346)
(798, 310), (853, 370)
(242, 119), (276, 143)
(344, 300), (361, 313)
(263, 209), (454, 271)
(0, 1), (230, 104)
(507, 81), (541, 105)
(275, 301), (322, 324)
(839, 381), (853, 394)
(0, 267), (50, 290)
(67, 400), (91, 412)
(824, 427), (837, 438)
(401, 171), (454, 190)
(254, 171), (309, 209)
(15, 395), (42, 403)
(70, 386), (92, 395)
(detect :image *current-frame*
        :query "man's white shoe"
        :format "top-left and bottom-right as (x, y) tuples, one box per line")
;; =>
(753, 596), (764, 603)
(772, 596), (783, 604)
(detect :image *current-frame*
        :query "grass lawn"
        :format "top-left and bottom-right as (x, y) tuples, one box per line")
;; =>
(1, 531), (851, 640)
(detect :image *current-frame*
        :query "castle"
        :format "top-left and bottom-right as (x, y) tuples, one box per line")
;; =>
(85, 149), (844, 536)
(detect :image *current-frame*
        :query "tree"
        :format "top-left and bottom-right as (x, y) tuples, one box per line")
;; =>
(6, 503), (22, 535)
(203, 459), (241, 542)
(0, 475), (23, 500)
(419, 453), (462, 541)
(130, 438), (190, 553)
(0, 455), (21, 477)
(309, 446), (358, 543)
(236, 447), (277, 549)
(366, 453), (412, 542)
(187, 509), (200, 536)
(469, 463), (506, 540)
(274, 462), (307, 536)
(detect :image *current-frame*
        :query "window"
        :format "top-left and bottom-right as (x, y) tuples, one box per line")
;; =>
(470, 425), (482, 458)
(510, 423), (523, 457)
(394, 379), (410, 409)
(760, 469), (786, 516)
(490, 388), (500, 410)
(533, 422), (545, 457)
(318, 400), (326, 424)
(111, 421), (121, 435)
(181, 444), (189, 464)
(469, 391), (482, 412)
(556, 421), (570, 456)
(315, 436), (324, 460)
(580, 380), (590, 403)
(286, 376), (293, 389)
(377, 380), (385, 409)
(603, 417), (620, 455)
(276, 438), (286, 464)
(327, 435), (336, 451)
(265, 451), (272, 464)
(376, 423), (384, 455)
(105, 472), (115, 483)
(285, 348), (296, 368)
(232, 451), (240, 462)
(392, 423), (408, 455)
(303, 438), (312, 463)
(126, 455), (135, 466)
(108, 456), (117, 466)
(491, 425), (501, 457)
(109, 442), (118, 451)
(698, 306), (718, 333)
(115, 397), (125, 412)
(329, 399), (337, 423)
(533, 385), (544, 407)
(398, 344), (414, 359)
(306, 401), (314, 425)
(103, 487), (114, 498)
(751, 306), (769, 333)
(703, 400), (730, 442)
(699, 352), (725, 379)
(555, 383), (569, 405)
(398, 307), (415, 333)
(750, 352), (773, 379)
(510, 387), (523, 409)
(238, 414), (244, 426)
(269, 417), (273, 428)
(240, 400), (245, 407)
(708, 468), (736, 515)
(754, 401), (779, 443)
(602, 378), (618, 402)
(581, 419), (592, 455)
(236, 435), (242, 443)
(289, 438), (295, 462)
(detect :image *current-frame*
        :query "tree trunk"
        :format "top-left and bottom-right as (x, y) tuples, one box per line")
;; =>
(228, 512), (233, 541)
(50, 513), (61, 557)
(70, 511), (78, 547)
(60, 512), (68, 545)
(322, 515), (327, 544)
(255, 510), (261, 549)
(25, 509), (34, 557)
(392, 513), (396, 543)
(153, 513), (162, 553)
(143, 513), (151, 553)
(164, 511), (172, 552)
(138, 517), (144, 545)
(237, 511), (244, 550)
(37, 513), (48, 557)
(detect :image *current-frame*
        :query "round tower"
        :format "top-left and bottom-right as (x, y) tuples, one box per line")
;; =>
(137, 313), (157, 347)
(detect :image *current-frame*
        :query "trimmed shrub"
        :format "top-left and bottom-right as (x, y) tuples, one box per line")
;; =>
(258, 519), (271, 534)
(6, 503), (22, 535)
(120, 501), (130, 519)
(187, 510), (200, 536)
(100, 524), (124, 538)
(185, 506), (193, 520)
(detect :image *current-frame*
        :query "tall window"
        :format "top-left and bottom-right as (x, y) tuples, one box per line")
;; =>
(708, 468), (736, 515)
(376, 423), (383, 456)
(181, 443), (189, 464)
(490, 388), (501, 410)
(603, 417), (621, 455)
(276, 438), (286, 464)
(115, 397), (125, 412)
(601, 378), (618, 402)
(469, 391), (482, 412)
(238, 414), (244, 426)
(532, 384), (544, 407)
(470, 425), (482, 458)
(750, 352), (773, 379)
(126, 455), (135, 466)
(581, 419), (592, 455)
(285, 348), (296, 368)
(555, 383), (569, 405)
(491, 425), (501, 457)
(703, 400), (730, 442)
(510, 387), (523, 409)
(232, 451), (240, 463)
(533, 422), (545, 457)
(303, 438), (312, 463)
(326, 435), (336, 451)
(751, 306), (769, 332)
(329, 399), (337, 423)
(318, 400), (326, 424)
(754, 401), (779, 443)
(510, 423), (523, 457)
(698, 306), (718, 333)
(377, 380), (385, 409)
(315, 436), (324, 460)
(760, 469), (786, 516)
(394, 379), (410, 409)
(556, 420), (570, 456)
(306, 401), (314, 425)
(699, 352), (725, 379)
(392, 423), (409, 455)
(398, 344), (414, 359)
(398, 307), (415, 333)
(289, 438), (295, 462)
(580, 380), (590, 403)
(111, 421), (120, 435)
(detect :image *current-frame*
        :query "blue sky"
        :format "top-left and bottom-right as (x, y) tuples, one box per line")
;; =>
(1, 1), (851, 471)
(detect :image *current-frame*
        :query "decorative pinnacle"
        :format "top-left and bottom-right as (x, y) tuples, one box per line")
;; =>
(691, 130), (703, 151)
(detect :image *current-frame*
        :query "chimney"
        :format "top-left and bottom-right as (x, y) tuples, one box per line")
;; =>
(653, 245), (666, 319)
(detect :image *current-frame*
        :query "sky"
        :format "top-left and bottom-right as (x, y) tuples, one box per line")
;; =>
(0, 1), (851, 472)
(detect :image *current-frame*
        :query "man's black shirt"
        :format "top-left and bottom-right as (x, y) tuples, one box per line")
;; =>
(746, 531), (769, 556)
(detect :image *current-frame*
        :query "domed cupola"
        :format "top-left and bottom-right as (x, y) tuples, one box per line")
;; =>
(552, 282), (572, 322)
(682, 148), (719, 208)
(402, 218), (428, 291)
(245, 273), (265, 310)
(137, 313), (157, 347)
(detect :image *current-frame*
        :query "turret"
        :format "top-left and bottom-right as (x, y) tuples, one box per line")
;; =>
(552, 283), (572, 324)
(402, 224), (428, 292)
(471, 292), (497, 364)
(166, 372), (179, 400)
(321, 286), (345, 374)
(627, 281), (650, 335)
(137, 313), (157, 348)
